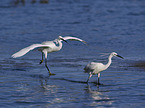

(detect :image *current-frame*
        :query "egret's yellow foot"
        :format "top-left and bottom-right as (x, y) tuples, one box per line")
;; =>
(40, 60), (43, 64)
(49, 71), (56, 76)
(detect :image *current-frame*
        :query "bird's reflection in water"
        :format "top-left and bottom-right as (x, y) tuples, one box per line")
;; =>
(38, 75), (66, 105)
(39, 75), (58, 92)
(39, 75), (49, 89)
(85, 85), (114, 107)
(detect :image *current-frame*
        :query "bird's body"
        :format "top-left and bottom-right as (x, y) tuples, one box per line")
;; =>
(84, 52), (123, 84)
(12, 36), (86, 75)
(85, 62), (107, 75)
(37, 39), (63, 61)
(39, 39), (63, 53)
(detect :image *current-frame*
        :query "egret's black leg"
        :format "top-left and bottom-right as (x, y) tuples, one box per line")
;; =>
(87, 72), (92, 83)
(98, 77), (100, 85)
(45, 58), (55, 75)
(97, 73), (101, 85)
(40, 52), (44, 64)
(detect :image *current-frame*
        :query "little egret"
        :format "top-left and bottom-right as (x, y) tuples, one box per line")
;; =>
(12, 36), (86, 75)
(84, 52), (123, 84)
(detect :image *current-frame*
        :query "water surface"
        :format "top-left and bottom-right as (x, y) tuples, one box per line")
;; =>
(0, 0), (145, 107)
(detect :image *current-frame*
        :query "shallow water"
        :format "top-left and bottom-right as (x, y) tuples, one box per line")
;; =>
(0, 0), (145, 107)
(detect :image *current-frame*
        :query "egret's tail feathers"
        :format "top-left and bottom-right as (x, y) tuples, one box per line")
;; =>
(84, 66), (90, 73)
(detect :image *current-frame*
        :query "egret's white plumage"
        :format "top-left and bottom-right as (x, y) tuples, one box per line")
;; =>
(61, 36), (86, 43)
(84, 52), (123, 84)
(12, 36), (86, 75)
(12, 44), (51, 58)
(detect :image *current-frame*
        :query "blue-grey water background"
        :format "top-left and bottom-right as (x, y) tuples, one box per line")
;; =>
(0, 0), (145, 107)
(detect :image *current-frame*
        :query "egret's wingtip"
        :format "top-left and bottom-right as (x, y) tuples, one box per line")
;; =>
(11, 54), (17, 58)
(82, 41), (88, 45)
(11, 55), (16, 58)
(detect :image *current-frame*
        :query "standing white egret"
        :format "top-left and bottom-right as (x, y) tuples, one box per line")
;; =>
(12, 36), (86, 75)
(84, 52), (123, 84)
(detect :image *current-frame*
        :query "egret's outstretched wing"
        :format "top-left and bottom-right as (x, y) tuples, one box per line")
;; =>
(61, 36), (87, 45)
(12, 44), (50, 58)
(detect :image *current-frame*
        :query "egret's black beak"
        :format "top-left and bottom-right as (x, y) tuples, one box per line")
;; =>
(116, 55), (124, 59)
(60, 38), (68, 43)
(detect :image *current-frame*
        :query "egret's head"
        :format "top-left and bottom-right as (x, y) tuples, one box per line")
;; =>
(58, 36), (67, 43)
(112, 52), (124, 59)
(58, 36), (63, 39)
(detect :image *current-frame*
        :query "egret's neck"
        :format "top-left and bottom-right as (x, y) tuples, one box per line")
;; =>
(58, 40), (63, 50)
(105, 55), (113, 70)
(54, 39), (63, 50)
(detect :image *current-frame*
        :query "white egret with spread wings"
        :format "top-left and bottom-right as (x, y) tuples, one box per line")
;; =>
(12, 36), (86, 75)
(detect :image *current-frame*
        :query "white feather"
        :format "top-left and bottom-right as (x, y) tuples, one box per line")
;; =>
(60, 36), (87, 44)
(12, 36), (86, 59)
(12, 44), (50, 58)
